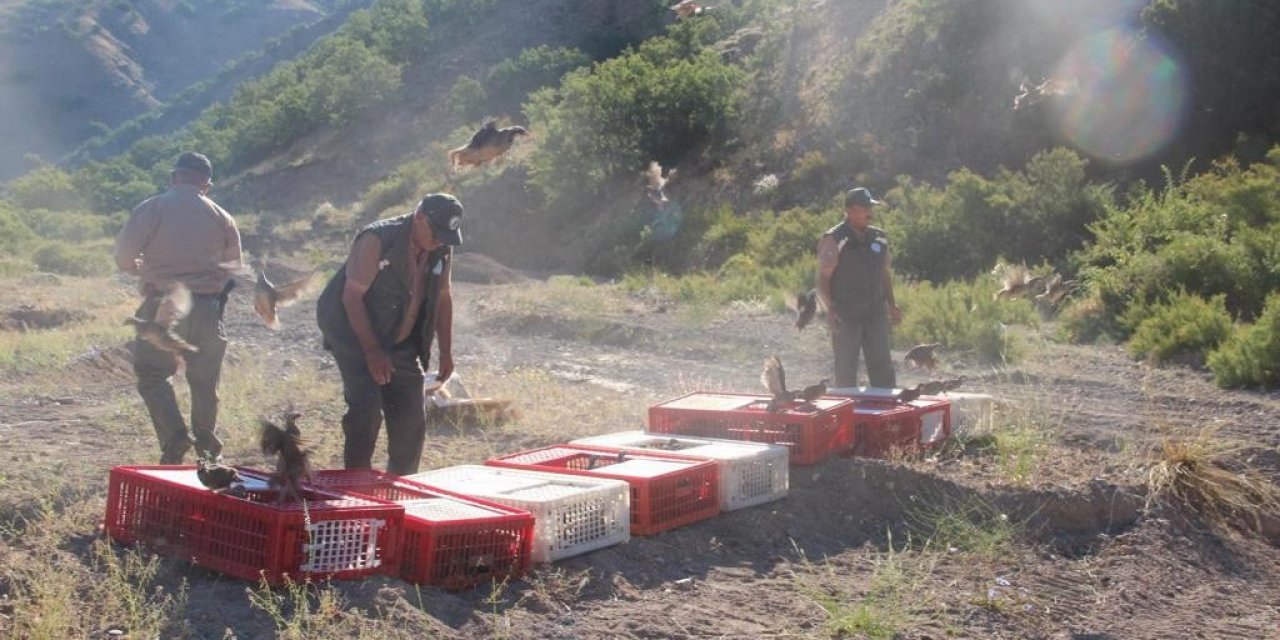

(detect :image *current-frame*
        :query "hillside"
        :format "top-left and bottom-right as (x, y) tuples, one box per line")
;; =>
(0, 0), (356, 180)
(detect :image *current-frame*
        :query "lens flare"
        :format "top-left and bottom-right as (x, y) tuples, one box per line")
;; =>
(1051, 28), (1190, 164)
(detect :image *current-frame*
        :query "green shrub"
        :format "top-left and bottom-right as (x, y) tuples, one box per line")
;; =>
(485, 45), (591, 114)
(893, 277), (1036, 364)
(6, 164), (84, 211)
(32, 242), (111, 277)
(1055, 291), (1122, 344)
(448, 76), (487, 119)
(17, 209), (119, 244)
(1208, 293), (1280, 389)
(0, 202), (35, 255)
(1126, 292), (1231, 366)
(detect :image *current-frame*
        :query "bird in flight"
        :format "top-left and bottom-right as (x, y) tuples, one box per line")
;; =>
(448, 119), (529, 170)
(260, 410), (312, 503)
(253, 261), (317, 330)
(125, 282), (197, 354)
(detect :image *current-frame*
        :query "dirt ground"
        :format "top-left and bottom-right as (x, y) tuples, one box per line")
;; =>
(1, 254), (1279, 639)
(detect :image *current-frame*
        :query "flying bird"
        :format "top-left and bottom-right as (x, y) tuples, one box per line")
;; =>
(993, 264), (1045, 301)
(761, 355), (799, 412)
(125, 282), (198, 354)
(253, 263), (317, 330)
(903, 343), (943, 370)
(671, 0), (713, 18)
(1034, 272), (1078, 307)
(642, 160), (677, 207)
(260, 411), (312, 503)
(196, 459), (241, 492)
(448, 120), (528, 170)
(794, 289), (819, 331)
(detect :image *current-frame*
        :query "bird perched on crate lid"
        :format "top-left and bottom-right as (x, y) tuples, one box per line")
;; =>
(253, 259), (317, 330)
(197, 458), (241, 492)
(124, 282), (198, 355)
(761, 355), (799, 412)
(903, 343), (942, 371)
(800, 378), (829, 404)
(260, 410), (311, 503)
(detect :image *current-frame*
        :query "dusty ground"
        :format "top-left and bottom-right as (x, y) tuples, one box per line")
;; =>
(1, 255), (1279, 639)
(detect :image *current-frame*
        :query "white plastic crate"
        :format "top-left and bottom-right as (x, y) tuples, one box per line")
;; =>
(942, 392), (995, 438)
(571, 431), (788, 511)
(406, 465), (630, 563)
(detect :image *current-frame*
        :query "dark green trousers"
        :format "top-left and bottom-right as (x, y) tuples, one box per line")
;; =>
(133, 293), (227, 464)
(831, 312), (896, 388)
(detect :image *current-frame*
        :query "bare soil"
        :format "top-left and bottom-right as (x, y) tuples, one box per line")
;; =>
(2, 256), (1279, 639)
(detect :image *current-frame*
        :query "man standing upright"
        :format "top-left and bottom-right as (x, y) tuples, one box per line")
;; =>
(316, 194), (461, 475)
(114, 152), (242, 464)
(817, 187), (902, 389)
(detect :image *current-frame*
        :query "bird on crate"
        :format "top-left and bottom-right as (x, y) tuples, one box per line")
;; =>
(196, 458), (241, 492)
(799, 378), (829, 404)
(896, 385), (923, 404)
(903, 343), (943, 371)
(253, 260), (317, 330)
(992, 263), (1045, 301)
(793, 288), (819, 331)
(448, 119), (528, 170)
(260, 411), (312, 503)
(940, 376), (965, 393)
(761, 355), (799, 412)
(124, 282), (198, 354)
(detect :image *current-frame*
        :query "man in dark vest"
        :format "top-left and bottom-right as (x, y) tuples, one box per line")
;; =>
(817, 187), (903, 388)
(316, 194), (461, 475)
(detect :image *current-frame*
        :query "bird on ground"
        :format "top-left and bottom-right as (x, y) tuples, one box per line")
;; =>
(671, 0), (713, 18)
(124, 282), (198, 354)
(794, 289), (819, 331)
(448, 120), (528, 170)
(992, 264), (1046, 301)
(643, 161), (676, 207)
(260, 411), (311, 503)
(903, 343), (943, 370)
(1034, 272), (1078, 307)
(253, 261), (317, 330)
(761, 355), (799, 412)
(196, 459), (241, 492)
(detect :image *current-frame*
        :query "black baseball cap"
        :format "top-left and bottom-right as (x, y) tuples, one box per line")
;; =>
(844, 187), (883, 207)
(417, 193), (464, 246)
(173, 152), (213, 177)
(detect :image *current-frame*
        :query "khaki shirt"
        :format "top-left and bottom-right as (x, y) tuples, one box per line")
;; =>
(114, 184), (242, 294)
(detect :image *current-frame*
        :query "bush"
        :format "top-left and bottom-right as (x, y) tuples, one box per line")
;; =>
(6, 165), (84, 211)
(1126, 292), (1231, 366)
(0, 203), (35, 255)
(1208, 293), (1280, 389)
(485, 46), (591, 114)
(448, 76), (487, 120)
(893, 277), (1037, 364)
(32, 242), (112, 277)
(17, 209), (120, 244)
(1055, 291), (1122, 344)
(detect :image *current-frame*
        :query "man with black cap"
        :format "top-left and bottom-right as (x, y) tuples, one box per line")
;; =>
(816, 187), (902, 388)
(114, 151), (243, 464)
(316, 193), (462, 475)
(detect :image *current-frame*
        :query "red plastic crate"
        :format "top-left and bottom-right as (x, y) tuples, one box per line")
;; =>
(485, 445), (720, 536)
(647, 392), (854, 465)
(309, 469), (533, 589)
(104, 466), (402, 585)
(847, 396), (952, 458)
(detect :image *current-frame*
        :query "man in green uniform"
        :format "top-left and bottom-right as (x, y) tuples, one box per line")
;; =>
(817, 187), (903, 388)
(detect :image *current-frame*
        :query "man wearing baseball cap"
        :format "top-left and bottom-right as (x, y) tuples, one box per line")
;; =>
(114, 151), (243, 464)
(816, 187), (902, 388)
(316, 193), (462, 474)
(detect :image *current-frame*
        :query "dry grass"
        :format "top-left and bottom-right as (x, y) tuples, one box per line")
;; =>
(1145, 425), (1280, 535)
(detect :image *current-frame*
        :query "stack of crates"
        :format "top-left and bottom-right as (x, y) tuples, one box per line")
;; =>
(309, 469), (533, 589)
(646, 392), (854, 465)
(408, 465), (630, 563)
(486, 445), (720, 535)
(104, 466), (401, 585)
(570, 431), (788, 511)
